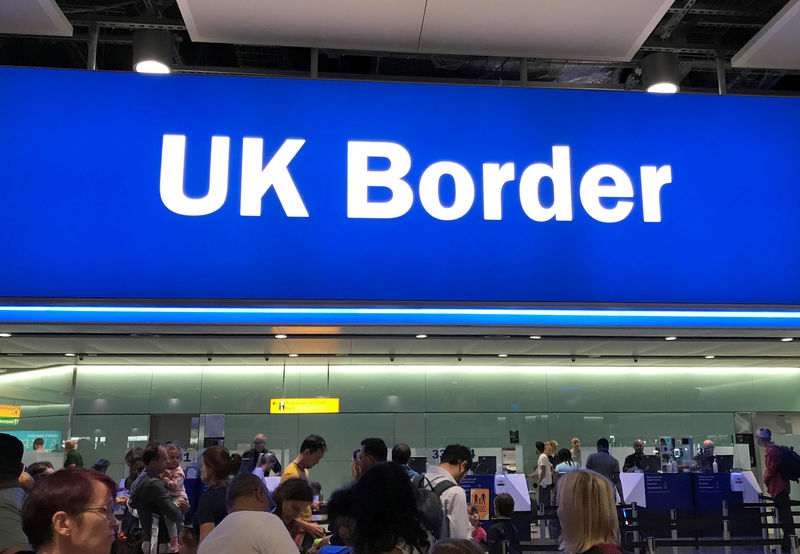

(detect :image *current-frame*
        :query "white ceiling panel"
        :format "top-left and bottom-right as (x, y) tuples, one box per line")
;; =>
(0, 0), (72, 37)
(176, 0), (427, 52)
(176, 0), (671, 60)
(419, 0), (674, 60)
(732, 0), (800, 70)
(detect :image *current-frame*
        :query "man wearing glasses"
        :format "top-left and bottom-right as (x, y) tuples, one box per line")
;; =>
(242, 434), (282, 475)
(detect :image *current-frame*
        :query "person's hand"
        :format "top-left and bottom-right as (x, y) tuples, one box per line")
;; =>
(177, 498), (190, 511)
(116, 494), (129, 504)
(303, 521), (325, 538)
(311, 501), (321, 511)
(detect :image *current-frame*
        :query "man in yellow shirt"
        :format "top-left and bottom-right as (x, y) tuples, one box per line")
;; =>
(280, 434), (327, 538)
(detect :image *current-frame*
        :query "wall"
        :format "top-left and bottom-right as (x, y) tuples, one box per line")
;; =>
(2, 364), (799, 495)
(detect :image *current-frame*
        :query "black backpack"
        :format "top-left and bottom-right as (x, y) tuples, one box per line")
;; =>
(779, 446), (800, 481)
(412, 474), (458, 539)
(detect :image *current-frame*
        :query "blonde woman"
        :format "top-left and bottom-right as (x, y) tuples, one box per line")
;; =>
(557, 470), (622, 554)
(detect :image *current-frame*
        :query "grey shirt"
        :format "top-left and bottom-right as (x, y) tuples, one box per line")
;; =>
(586, 451), (623, 501)
(0, 486), (29, 551)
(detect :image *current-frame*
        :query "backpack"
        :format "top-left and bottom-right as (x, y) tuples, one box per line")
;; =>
(779, 446), (800, 481)
(412, 474), (458, 539)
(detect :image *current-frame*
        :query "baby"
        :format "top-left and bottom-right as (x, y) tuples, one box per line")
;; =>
(162, 443), (188, 552)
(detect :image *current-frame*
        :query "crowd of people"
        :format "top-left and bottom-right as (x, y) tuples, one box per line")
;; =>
(0, 429), (791, 554)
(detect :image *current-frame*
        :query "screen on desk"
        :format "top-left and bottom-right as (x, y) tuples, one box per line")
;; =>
(472, 456), (496, 475)
(642, 455), (661, 473)
(715, 455), (734, 473)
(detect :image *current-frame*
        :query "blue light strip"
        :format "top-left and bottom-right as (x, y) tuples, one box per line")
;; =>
(1, 305), (800, 327)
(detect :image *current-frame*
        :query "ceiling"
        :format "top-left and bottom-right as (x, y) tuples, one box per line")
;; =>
(1, 323), (800, 372)
(1, 0), (799, 94)
(3, 1), (800, 371)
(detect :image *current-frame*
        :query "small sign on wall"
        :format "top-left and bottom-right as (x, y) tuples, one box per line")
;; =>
(269, 398), (340, 414)
(0, 405), (21, 425)
(509, 430), (519, 444)
(471, 488), (491, 520)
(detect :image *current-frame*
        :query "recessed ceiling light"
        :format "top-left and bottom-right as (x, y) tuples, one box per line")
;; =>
(65, 353), (76, 357)
(288, 353), (299, 358)
(0, 333), (11, 338)
(275, 334), (287, 339)
(705, 355), (715, 359)
(781, 337), (794, 342)
(416, 334), (428, 339)
(665, 336), (677, 341)
(530, 336), (542, 340)
(498, 354), (508, 358)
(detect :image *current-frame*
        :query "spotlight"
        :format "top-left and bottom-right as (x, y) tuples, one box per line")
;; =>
(0, 333), (11, 338)
(133, 29), (173, 74)
(416, 334), (428, 339)
(781, 337), (794, 342)
(530, 335), (542, 340)
(275, 334), (288, 339)
(642, 53), (680, 94)
(705, 355), (715, 359)
(288, 353), (299, 358)
(665, 336), (677, 341)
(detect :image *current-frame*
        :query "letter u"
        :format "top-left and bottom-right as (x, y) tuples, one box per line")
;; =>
(160, 134), (230, 216)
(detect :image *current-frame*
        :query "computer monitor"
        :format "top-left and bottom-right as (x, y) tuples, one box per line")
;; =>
(715, 455), (734, 473)
(642, 455), (661, 473)
(408, 456), (427, 475)
(471, 456), (496, 475)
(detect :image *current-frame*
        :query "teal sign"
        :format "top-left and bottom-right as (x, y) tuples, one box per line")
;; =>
(7, 431), (62, 451)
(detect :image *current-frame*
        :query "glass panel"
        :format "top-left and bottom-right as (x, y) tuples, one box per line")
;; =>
(200, 367), (284, 414)
(75, 367), (152, 415)
(330, 366), (426, 413)
(70, 414), (150, 482)
(426, 366), (548, 412)
(150, 367), (202, 413)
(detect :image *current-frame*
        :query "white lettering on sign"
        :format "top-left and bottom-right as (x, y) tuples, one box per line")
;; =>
(160, 134), (230, 216)
(347, 142), (670, 223)
(346, 141), (414, 219)
(160, 135), (308, 217)
(160, 136), (671, 223)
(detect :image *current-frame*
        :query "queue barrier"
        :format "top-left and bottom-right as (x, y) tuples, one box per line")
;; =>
(516, 496), (800, 553)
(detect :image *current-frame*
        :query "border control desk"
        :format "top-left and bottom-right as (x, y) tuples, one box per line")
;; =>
(621, 472), (762, 538)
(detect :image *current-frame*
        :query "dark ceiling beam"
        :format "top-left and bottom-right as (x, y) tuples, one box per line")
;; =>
(640, 39), (738, 55)
(69, 16), (186, 31)
(667, 3), (762, 17)
(660, 0), (696, 40)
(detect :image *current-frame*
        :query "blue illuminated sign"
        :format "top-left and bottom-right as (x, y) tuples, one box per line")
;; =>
(2, 67), (800, 314)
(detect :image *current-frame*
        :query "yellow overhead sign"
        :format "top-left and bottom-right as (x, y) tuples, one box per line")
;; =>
(0, 405), (21, 418)
(269, 398), (340, 414)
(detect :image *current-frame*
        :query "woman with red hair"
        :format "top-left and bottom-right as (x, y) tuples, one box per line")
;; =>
(22, 467), (118, 554)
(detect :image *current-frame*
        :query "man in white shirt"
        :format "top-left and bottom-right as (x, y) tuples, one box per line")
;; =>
(529, 441), (553, 506)
(198, 474), (297, 554)
(424, 444), (473, 540)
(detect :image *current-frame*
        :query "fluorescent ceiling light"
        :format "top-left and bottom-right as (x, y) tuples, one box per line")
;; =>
(665, 336), (677, 341)
(0, 333), (11, 338)
(416, 334), (428, 339)
(274, 334), (287, 339)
